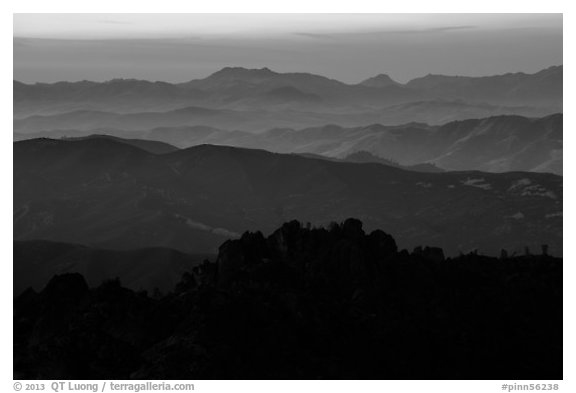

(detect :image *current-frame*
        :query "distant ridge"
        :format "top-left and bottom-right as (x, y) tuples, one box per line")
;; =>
(14, 65), (562, 123)
(359, 74), (401, 88)
(62, 134), (179, 155)
(13, 113), (563, 175)
(13, 65), (563, 88)
(14, 137), (562, 256)
(13, 240), (210, 296)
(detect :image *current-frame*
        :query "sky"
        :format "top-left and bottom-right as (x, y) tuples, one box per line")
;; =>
(13, 14), (563, 84)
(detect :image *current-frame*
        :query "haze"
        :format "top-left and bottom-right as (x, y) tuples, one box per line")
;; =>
(14, 13), (562, 84)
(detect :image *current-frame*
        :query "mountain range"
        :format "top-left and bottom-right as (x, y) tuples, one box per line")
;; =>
(15, 113), (563, 175)
(14, 137), (562, 256)
(14, 66), (562, 128)
(13, 65), (564, 381)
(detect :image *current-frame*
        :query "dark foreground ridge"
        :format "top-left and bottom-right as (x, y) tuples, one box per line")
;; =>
(14, 219), (562, 380)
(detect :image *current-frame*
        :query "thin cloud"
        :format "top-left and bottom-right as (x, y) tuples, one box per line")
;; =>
(99, 19), (133, 25)
(388, 25), (477, 34)
(294, 32), (338, 41)
(296, 25), (477, 40)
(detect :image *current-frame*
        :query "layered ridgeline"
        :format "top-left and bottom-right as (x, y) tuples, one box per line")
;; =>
(14, 219), (562, 379)
(14, 66), (562, 126)
(13, 240), (211, 296)
(14, 137), (562, 256)
(14, 113), (563, 175)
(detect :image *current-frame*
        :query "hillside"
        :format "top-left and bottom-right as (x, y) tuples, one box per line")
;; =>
(61, 134), (179, 154)
(14, 219), (562, 379)
(14, 114), (562, 175)
(14, 138), (562, 255)
(13, 240), (210, 296)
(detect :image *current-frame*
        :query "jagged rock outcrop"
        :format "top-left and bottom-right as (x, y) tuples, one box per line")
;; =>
(217, 218), (398, 289)
(14, 219), (562, 380)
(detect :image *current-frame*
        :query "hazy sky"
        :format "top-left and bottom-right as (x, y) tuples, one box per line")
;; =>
(13, 14), (563, 84)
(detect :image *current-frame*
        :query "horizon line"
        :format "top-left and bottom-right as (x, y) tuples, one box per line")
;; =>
(13, 64), (563, 86)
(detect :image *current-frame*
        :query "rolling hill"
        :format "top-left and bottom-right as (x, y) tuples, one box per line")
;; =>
(60, 134), (179, 154)
(17, 114), (560, 174)
(13, 240), (210, 296)
(14, 138), (562, 256)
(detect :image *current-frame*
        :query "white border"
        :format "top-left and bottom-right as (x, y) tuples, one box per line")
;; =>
(4, 2), (573, 392)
